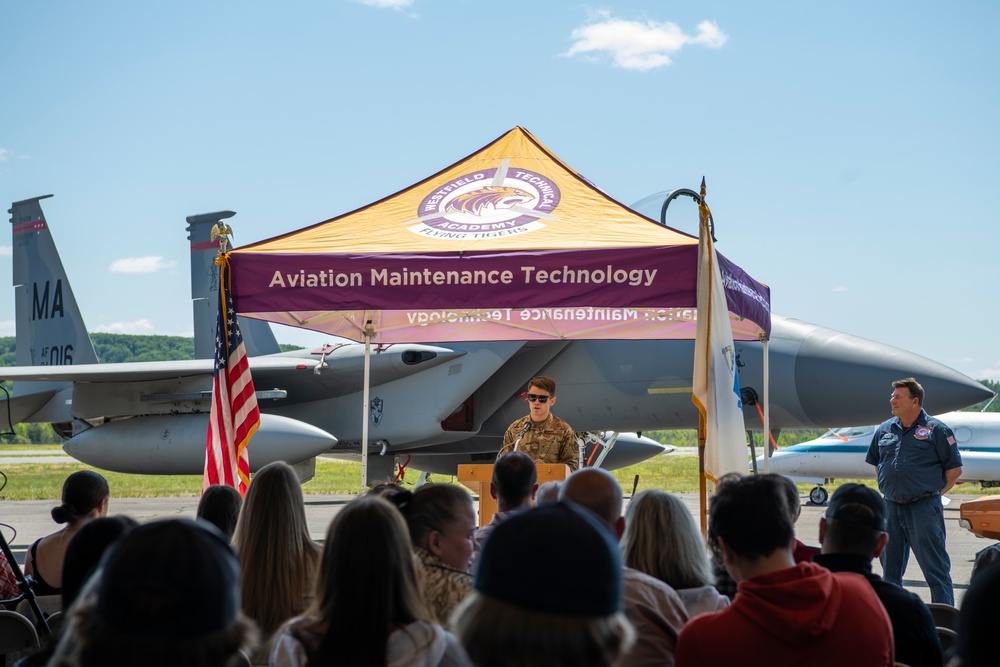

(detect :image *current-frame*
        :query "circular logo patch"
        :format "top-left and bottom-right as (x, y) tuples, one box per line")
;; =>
(408, 167), (560, 240)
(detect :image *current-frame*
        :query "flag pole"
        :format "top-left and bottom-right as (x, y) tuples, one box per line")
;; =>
(204, 221), (259, 497)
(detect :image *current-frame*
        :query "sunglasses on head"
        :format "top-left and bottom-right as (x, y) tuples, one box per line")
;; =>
(526, 394), (551, 403)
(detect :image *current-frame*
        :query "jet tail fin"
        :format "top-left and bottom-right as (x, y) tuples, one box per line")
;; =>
(10, 195), (99, 370)
(186, 211), (281, 359)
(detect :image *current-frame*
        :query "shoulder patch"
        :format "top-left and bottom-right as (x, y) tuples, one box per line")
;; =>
(947, 435), (957, 446)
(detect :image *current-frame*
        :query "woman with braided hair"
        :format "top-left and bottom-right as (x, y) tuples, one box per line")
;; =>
(25, 470), (109, 596)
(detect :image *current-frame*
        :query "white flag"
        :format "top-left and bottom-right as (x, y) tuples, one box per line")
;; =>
(692, 195), (747, 482)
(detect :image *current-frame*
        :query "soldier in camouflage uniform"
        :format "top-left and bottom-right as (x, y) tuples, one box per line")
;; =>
(391, 484), (476, 629)
(496, 376), (580, 471)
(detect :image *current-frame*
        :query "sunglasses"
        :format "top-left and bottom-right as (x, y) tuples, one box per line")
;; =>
(526, 394), (552, 403)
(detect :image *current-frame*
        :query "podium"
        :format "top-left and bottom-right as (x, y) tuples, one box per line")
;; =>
(457, 462), (571, 527)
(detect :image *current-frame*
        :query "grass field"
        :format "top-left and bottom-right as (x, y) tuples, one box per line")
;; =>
(2, 449), (995, 501)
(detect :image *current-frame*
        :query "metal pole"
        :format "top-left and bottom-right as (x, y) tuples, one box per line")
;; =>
(360, 320), (373, 493)
(763, 337), (770, 473)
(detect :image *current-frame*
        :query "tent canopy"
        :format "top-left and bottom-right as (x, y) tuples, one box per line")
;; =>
(229, 127), (771, 343)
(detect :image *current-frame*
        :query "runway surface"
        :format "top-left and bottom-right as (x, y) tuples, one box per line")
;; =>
(2, 488), (993, 606)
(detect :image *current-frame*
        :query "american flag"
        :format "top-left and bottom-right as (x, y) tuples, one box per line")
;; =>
(204, 262), (259, 495)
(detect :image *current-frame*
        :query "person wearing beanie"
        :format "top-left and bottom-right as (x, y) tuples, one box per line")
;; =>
(562, 469), (689, 667)
(25, 470), (110, 597)
(47, 518), (257, 667)
(813, 483), (942, 667)
(676, 474), (894, 667)
(451, 501), (635, 667)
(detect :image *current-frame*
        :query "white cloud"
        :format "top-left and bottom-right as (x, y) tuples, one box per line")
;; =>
(356, 0), (413, 9)
(94, 319), (156, 335)
(832, 286), (848, 292)
(0, 149), (10, 162)
(0, 246), (11, 257)
(0, 320), (15, 336)
(972, 364), (1000, 382)
(564, 17), (727, 71)
(109, 256), (177, 274)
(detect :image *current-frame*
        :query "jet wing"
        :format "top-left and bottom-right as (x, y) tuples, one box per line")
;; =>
(0, 344), (465, 406)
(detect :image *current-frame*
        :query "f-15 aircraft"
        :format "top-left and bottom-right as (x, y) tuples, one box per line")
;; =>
(2, 195), (993, 482)
(758, 410), (1000, 504)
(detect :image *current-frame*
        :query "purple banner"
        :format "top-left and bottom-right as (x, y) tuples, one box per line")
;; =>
(231, 245), (771, 338)
(232, 246), (697, 308)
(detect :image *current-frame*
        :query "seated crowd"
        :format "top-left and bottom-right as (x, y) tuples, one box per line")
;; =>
(9, 459), (1000, 667)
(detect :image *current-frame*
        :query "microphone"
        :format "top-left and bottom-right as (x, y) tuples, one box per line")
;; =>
(514, 420), (531, 452)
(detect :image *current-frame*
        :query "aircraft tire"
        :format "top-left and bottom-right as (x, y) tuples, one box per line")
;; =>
(809, 486), (829, 505)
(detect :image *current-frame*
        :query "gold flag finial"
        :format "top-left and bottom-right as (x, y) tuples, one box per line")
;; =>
(210, 222), (234, 254)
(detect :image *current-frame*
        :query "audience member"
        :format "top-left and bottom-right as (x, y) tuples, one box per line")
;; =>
(675, 474), (894, 666)
(534, 480), (562, 505)
(452, 501), (634, 667)
(391, 484), (475, 627)
(233, 462), (321, 649)
(47, 518), (257, 667)
(197, 485), (243, 540)
(969, 541), (1000, 582)
(562, 469), (688, 667)
(475, 452), (536, 550)
(813, 483), (942, 667)
(25, 471), (109, 596)
(62, 515), (137, 610)
(948, 560), (1000, 667)
(269, 496), (472, 667)
(621, 490), (728, 617)
(367, 481), (406, 500)
(1, 551), (20, 607)
(773, 474), (821, 562)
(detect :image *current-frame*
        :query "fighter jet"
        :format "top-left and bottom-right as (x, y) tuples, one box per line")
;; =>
(1, 195), (992, 481)
(757, 410), (1000, 504)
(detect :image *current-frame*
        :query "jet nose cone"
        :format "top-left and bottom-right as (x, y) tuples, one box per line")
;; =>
(794, 325), (992, 426)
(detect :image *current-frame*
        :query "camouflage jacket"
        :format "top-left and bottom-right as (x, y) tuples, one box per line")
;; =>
(414, 547), (472, 629)
(497, 415), (580, 471)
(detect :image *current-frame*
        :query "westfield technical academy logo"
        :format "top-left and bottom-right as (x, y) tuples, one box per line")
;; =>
(406, 158), (561, 240)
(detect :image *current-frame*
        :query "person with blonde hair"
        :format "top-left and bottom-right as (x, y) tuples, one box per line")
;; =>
(391, 484), (476, 627)
(269, 496), (471, 667)
(621, 489), (728, 617)
(26, 470), (110, 596)
(234, 462), (321, 650)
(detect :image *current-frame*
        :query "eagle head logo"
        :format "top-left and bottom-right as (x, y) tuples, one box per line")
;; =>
(445, 186), (535, 217)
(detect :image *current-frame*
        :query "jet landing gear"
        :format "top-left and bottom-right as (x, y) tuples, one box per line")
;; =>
(808, 486), (829, 506)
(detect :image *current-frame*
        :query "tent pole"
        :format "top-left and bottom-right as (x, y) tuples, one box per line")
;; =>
(763, 337), (770, 473)
(361, 321), (373, 493)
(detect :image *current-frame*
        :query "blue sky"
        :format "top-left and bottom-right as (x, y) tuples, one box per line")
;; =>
(1, 1), (997, 381)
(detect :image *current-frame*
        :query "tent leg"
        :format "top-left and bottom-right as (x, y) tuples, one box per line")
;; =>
(762, 338), (770, 473)
(361, 321), (373, 493)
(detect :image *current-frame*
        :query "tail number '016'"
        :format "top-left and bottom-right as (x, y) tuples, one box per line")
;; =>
(41, 345), (74, 365)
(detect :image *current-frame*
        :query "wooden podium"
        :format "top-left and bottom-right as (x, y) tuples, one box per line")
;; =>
(457, 463), (572, 527)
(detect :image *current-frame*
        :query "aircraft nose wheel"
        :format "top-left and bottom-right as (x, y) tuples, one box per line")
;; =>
(808, 486), (829, 506)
